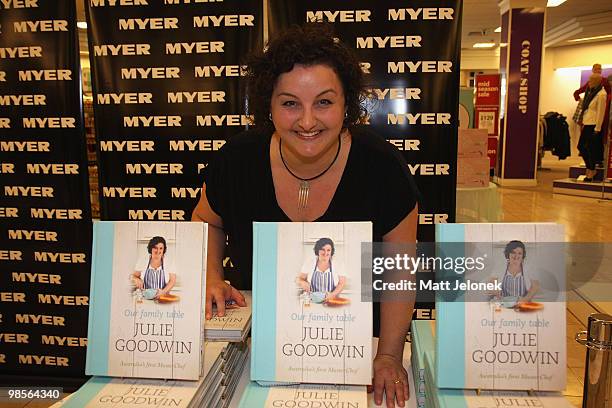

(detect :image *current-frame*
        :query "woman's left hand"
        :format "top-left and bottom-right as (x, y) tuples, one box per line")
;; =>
(154, 289), (168, 299)
(370, 354), (409, 407)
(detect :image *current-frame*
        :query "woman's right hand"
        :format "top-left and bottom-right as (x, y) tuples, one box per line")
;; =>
(206, 278), (247, 319)
(297, 280), (311, 292)
(133, 276), (144, 290)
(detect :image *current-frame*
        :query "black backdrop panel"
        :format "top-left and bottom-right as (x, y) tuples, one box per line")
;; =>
(0, 0), (92, 382)
(86, 0), (263, 220)
(268, 1), (462, 242)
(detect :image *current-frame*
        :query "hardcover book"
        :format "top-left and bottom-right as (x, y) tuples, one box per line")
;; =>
(251, 222), (373, 385)
(205, 291), (252, 342)
(435, 223), (566, 391)
(86, 221), (208, 380)
(239, 383), (368, 408)
(424, 351), (572, 408)
(61, 376), (206, 408)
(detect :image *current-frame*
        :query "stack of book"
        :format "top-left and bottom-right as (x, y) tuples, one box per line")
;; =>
(58, 221), (252, 407)
(422, 349), (573, 408)
(205, 291), (252, 342)
(251, 222), (373, 385)
(237, 222), (374, 406)
(409, 223), (573, 408)
(236, 338), (418, 408)
(410, 320), (435, 408)
(56, 341), (248, 408)
(239, 383), (368, 407)
(202, 341), (250, 408)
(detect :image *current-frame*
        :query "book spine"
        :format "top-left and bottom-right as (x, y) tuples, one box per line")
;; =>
(85, 222), (99, 374)
(199, 224), (208, 378)
(237, 382), (270, 408)
(62, 377), (113, 408)
(251, 223), (278, 382)
(85, 221), (116, 376)
(434, 223), (466, 389)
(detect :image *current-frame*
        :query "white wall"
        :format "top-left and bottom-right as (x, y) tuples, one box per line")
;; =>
(460, 49), (501, 71)
(540, 41), (612, 154)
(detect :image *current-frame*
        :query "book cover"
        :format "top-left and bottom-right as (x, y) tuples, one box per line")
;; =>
(251, 222), (373, 385)
(61, 376), (205, 408)
(86, 221), (208, 380)
(238, 383), (368, 408)
(425, 351), (572, 408)
(435, 223), (566, 391)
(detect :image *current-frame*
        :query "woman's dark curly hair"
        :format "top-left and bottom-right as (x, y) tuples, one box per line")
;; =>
(244, 24), (367, 132)
(504, 240), (526, 259)
(313, 238), (335, 256)
(147, 236), (167, 254)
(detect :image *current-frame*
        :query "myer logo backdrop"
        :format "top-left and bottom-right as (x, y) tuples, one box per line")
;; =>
(0, 0), (92, 382)
(85, 0), (263, 221)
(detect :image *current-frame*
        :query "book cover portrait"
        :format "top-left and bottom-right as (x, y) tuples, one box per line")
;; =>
(87, 221), (207, 380)
(252, 222), (372, 385)
(436, 223), (566, 391)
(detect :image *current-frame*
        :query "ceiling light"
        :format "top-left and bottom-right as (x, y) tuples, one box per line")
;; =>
(547, 0), (567, 6)
(568, 34), (612, 43)
(473, 43), (496, 48)
(77, 21), (87, 29)
(494, 27), (501, 33)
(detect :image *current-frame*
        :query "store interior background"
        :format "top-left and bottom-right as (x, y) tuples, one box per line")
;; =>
(18, 1), (607, 406)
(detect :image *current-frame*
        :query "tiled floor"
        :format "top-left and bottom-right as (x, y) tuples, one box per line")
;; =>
(498, 152), (612, 407)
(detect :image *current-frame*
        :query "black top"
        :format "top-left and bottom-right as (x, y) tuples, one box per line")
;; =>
(203, 128), (420, 290)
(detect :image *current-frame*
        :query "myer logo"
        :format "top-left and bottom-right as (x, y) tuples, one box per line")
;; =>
(0, 0), (39, 8)
(356, 36), (421, 49)
(387, 113), (451, 125)
(0, 94), (46, 105)
(192, 14), (254, 27)
(90, 0), (149, 6)
(93, 44), (150, 56)
(0, 46), (42, 58)
(13, 20), (68, 32)
(387, 61), (452, 73)
(306, 10), (371, 23)
(118, 17), (178, 30)
(165, 42), (224, 54)
(388, 8), (454, 21)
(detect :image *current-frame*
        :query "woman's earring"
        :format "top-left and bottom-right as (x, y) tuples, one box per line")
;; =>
(344, 111), (348, 119)
(269, 113), (272, 122)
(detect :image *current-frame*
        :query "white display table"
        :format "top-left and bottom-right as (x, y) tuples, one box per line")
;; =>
(456, 182), (502, 222)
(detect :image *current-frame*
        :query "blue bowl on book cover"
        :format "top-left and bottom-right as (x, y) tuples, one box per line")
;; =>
(143, 289), (157, 300)
(501, 296), (519, 308)
(311, 292), (326, 303)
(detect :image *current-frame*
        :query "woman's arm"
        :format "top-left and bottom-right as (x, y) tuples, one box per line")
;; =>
(573, 83), (587, 101)
(520, 279), (540, 303)
(296, 273), (311, 292)
(132, 271), (144, 289)
(594, 91), (607, 132)
(327, 276), (346, 298)
(192, 183), (246, 318)
(157, 273), (177, 297)
(373, 206), (418, 408)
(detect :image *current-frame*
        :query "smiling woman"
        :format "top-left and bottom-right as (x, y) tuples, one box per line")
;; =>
(192, 23), (420, 407)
